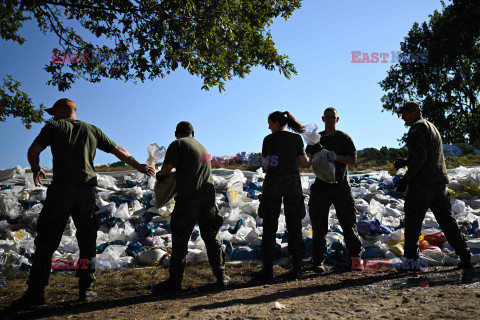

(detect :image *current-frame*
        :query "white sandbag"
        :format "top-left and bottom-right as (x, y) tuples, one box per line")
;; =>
(254, 167), (265, 181)
(219, 230), (233, 241)
(61, 235), (79, 253)
(385, 204), (403, 218)
(97, 174), (119, 190)
(95, 255), (132, 271)
(28, 188), (47, 201)
(191, 237), (205, 250)
(301, 176), (310, 195)
(301, 123), (321, 145)
(186, 248), (208, 264)
(99, 202), (117, 214)
(388, 229), (404, 242)
(419, 251), (459, 266)
(147, 176), (156, 191)
(23, 203), (42, 220)
(0, 193), (22, 220)
(123, 222), (137, 241)
(451, 199), (466, 215)
(227, 169), (246, 193)
(311, 149), (336, 183)
(239, 199), (259, 215)
(125, 186), (145, 200)
(112, 203), (131, 219)
(103, 245), (127, 259)
(355, 199), (369, 212)
(213, 175), (228, 192)
(326, 232), (344, 245)
(108, 224), (128, 241)
(454, 166), (471, 185)
(447, 180), (464, 191)
(367, 199), (386, 222)
(154, 172), (177, 208)
(137, 248), (167, 266)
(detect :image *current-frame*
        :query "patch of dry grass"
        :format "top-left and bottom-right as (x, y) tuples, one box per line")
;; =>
(0, 263), (266, 312)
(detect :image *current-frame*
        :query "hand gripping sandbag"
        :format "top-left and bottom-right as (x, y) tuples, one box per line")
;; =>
(154, 172), (177, 208)
(146, 143), (166, 167)
(312, 149), (336, 183)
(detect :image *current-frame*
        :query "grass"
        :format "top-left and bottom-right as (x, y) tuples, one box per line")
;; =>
(444, 154), (480, 169)
(0, 262), (265, 311)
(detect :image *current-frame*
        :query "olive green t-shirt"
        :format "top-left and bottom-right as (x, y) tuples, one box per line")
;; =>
(318, 130), (356, 183)
(33, 119), (117, 186)
(262, 131), (305, 175)
(163, 137), (214, 200)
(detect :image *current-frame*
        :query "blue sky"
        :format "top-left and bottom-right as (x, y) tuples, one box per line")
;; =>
(0, 0), (443, 169)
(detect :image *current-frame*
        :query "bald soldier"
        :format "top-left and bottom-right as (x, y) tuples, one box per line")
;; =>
(12, 98), (155, 308)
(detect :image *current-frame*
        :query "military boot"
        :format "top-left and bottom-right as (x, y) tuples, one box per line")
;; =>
(11, 286), (45, 308)
(214, 269), (231, 288)
(151, 279), (183, 295)
(79, 277), (97, 302)
(252, 268), (274, 282)
(458, 256), (473, 270)
(285, 260), (303, 280)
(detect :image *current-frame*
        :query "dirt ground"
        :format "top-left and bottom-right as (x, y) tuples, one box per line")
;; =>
(1, 263), (480, 320)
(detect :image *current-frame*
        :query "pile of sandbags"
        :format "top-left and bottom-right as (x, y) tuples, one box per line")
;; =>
(1, 164), (480, 276)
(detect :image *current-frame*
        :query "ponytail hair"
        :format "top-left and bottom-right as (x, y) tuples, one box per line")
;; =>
(268, 111), (305, 133)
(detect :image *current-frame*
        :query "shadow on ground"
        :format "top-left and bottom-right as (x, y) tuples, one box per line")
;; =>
(2, 267), (479, 319)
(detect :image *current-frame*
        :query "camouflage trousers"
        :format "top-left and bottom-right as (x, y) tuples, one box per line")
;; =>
(308, 180), (362, 265)
(168, 194), (226, 284)
(259, 173), (306, 270)
(404, 183), (470, 260)
(27, 184), (100, 288)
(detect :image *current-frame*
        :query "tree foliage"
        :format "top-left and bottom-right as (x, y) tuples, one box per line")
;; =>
(379, 0), (480, 144)
(0, 0), (302, 128)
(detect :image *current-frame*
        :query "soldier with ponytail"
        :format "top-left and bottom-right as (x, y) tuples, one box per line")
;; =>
(253, 111), (310, 281)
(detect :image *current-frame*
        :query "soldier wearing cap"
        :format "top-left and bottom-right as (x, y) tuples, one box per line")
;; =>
(394, 101), (472, 270)
(152, 121), (229, 293)
(12, 98), (155, 308)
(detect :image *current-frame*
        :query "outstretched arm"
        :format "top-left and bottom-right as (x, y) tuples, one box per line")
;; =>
(111, 145), (155, 176)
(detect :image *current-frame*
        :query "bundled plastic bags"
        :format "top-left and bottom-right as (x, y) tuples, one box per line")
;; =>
(0, 192), (22, 220)
(301, 124), (321, 146)
(146, 143), (166, 167)
(311, 149), (336, 183)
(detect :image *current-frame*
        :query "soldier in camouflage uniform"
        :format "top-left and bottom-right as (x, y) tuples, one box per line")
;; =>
(11, 98), (155, 308)
(306, 107), (362, 272)
(255, 111), (310, 281)
(152, 121), (229, 293)
(394, 102), (472, 270)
